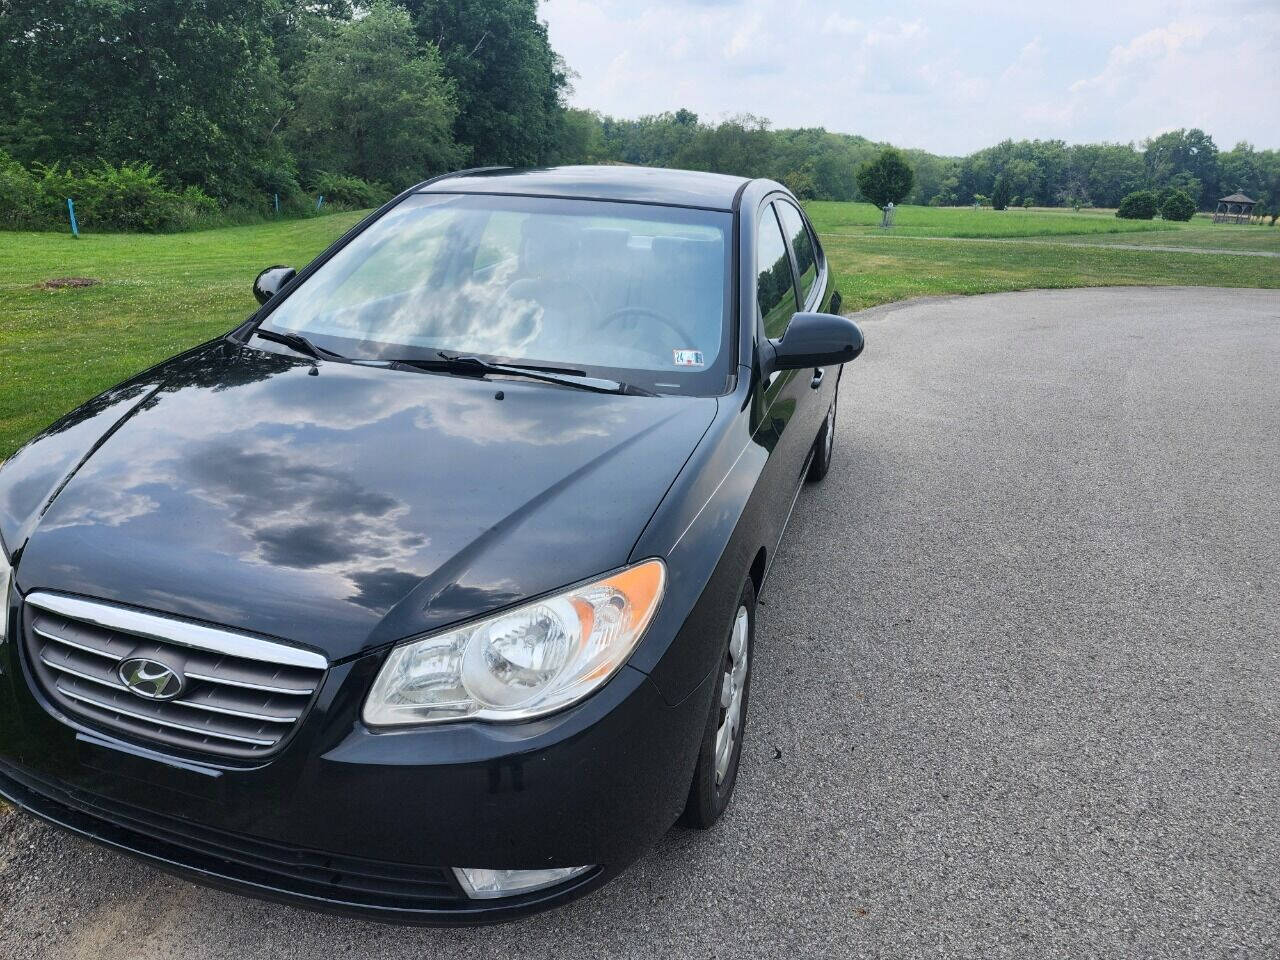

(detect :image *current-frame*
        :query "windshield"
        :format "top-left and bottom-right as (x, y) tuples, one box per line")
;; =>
(259, 192), (735, 395)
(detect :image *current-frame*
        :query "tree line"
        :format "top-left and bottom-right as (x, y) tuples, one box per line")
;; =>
(0, 0), (566, 226)
(1, 1), (1276, 230)
(564, 110), (1279, 216)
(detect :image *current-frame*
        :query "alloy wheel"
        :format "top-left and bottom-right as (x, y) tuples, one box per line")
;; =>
(823, 401), (835, 462)
(714, 604), (750, 785)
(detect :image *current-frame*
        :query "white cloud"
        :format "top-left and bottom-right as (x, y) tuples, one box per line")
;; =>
(864, 17), (924, 47)
(540, 0), (1280, 153)
(822, 12), (861, 36)
(1070, 20), (1208, 94)
(723, 11), (764, 60)
(1002, 36), (1046, 83)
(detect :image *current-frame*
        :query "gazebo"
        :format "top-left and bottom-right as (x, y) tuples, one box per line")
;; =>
(1213, 192), (1256, 224)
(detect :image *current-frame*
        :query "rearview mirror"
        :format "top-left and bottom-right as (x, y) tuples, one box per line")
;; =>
(253, 265), (297, 305)
(763, 312), (864, 374)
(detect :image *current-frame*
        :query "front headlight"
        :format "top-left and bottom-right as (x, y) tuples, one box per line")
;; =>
(0, 546), (11, 643)
(363, 559), (666, 726)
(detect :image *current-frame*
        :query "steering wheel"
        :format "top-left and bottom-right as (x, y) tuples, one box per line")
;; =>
(600, 306), (698, 359)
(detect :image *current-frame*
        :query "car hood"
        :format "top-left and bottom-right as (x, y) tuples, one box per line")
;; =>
(13, 342), (716, 662)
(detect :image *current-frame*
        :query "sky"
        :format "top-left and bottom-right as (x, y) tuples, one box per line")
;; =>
(540, 0), (1280, 155)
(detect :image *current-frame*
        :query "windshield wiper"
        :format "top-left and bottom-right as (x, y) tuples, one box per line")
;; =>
(252, 327), (347, 362)
(437, 353), (588, 377)
(389, 352), (656, 396)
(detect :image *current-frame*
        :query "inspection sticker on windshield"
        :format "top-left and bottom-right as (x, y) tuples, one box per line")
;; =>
(673, 349), (705, 368)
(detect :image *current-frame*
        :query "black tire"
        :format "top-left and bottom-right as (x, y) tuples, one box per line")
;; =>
(681, 577), (755, 829)
(806, 393), (837, 483)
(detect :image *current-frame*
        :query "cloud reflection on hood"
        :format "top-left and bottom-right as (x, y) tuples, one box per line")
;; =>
(21, 342), (716, 653)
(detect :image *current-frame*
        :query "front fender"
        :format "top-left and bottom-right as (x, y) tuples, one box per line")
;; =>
(0, 352), (203, 560)
(628, 382), (769, 704)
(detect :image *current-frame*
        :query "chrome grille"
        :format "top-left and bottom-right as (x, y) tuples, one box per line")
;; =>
(23, 593), (327, 760)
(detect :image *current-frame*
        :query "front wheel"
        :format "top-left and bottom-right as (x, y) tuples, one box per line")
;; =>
(806, 393), (837, 482)
(681, 578), (755, 829)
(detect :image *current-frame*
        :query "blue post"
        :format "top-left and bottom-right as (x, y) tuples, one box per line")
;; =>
(274, 193), (280, 214)
(67, 198), (80, 238)
(316, 195), (324, 211)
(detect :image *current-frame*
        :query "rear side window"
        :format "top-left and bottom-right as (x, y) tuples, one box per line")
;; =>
(775, 200), (818, 307)
(757, 204), (797, 338)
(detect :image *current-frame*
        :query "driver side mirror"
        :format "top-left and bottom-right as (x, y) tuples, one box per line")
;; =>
(761, 312), (865, 376)
(253, 265), (297, 305)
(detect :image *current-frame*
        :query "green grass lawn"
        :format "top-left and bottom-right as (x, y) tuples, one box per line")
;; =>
(806, 201), (1183, 238)
(1, 203), (1278, 459)
(1056, 221), (1280, 252)
(0, 213), (365, 459)
(823, 235), (1278, 313)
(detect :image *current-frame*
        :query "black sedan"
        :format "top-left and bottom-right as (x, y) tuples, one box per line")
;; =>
(0, 166), (863, 922)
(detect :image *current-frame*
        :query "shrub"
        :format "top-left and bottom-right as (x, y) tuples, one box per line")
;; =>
(306, 172), (392, 209)
(991, 173), (1011, 210)
(0, 155), (219, 232)
(1160, 189), (1196, 222)
(1022, 197), (1034, 209)
(0, 152), (42, 226)
(1116, 190), (1158, 219)
(31, 162), (80, 223)
(76, 162), (181, 231)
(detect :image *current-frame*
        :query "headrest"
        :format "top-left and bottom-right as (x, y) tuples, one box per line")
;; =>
(581, 227), (631, 257)
(651, 235), (722, 270)
(521, 217), (581, 275)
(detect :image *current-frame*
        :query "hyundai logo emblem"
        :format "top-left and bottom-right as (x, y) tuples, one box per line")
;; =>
(118, 657), (185, 701)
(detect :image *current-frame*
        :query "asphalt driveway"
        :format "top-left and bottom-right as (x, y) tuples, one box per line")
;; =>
(1, 286), (1276, 959)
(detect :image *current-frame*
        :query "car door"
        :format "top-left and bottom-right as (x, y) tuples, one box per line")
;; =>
(774, 198), (836, 444)
(751, 199), (812, 551)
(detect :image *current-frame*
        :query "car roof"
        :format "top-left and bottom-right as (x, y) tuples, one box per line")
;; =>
(419, 165), (752, 211)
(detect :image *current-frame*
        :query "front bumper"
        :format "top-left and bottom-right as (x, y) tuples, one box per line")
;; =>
(0, 631), (715, 923)
(0, 760), (612, 923)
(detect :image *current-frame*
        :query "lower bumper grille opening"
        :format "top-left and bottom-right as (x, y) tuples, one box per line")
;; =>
(0, 762), (466, 910)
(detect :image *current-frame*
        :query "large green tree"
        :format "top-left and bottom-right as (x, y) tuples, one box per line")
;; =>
(601, 109), (701, 168)
(271, 0), (354, 85)
(1063, 143), (1144, 207)
(856, 147), (915, 208)
(288, 2), (465, 188)
(0, 0), (291, 201)
(401, 0), (566, 167)
(675, 115), (777, 179)
(549, 108), (614, 165)
(1143, 128), (1220, 208)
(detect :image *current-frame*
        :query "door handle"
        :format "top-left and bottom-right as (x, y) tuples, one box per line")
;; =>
(810, 367), (824, 389)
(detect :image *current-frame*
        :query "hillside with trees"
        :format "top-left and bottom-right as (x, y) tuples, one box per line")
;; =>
(0, 1), (1276, 229)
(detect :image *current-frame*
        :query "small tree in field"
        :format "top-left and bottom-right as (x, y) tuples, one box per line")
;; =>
(1160, 189), (1196, 221)
(1022, 197), (1034, 209)
(991, 173), (1012, 210)
(1116, 190), (1158, 219)
(856, 148), (914, 208)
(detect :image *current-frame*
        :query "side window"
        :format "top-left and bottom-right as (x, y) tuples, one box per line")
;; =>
(756, 204), (798, 339)
(776, 200), (817, 308)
